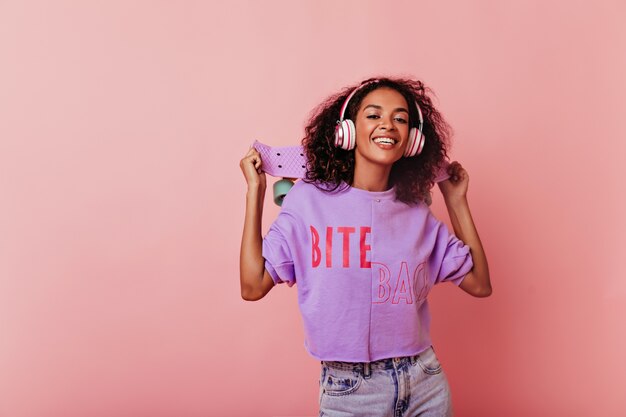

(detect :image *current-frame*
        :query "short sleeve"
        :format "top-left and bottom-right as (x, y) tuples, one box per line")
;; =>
(428, 213), (474, 286)
(262, 209), (297, 287)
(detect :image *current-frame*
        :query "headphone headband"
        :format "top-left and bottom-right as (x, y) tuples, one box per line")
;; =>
(338, 79), (380, 122)
(338, 79), (423, 133)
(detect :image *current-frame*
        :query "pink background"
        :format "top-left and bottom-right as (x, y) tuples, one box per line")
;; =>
(1, 1), (625, 416)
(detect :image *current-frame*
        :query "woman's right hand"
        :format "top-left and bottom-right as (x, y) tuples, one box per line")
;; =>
(240, 146), (273, 301)
(240, 146), (266, 191)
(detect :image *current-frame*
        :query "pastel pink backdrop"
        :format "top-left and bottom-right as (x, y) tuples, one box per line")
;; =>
(1, 1), (624, 416)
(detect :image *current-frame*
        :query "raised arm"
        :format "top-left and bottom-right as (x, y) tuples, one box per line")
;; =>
(437, 161), (492, 298)
(239, 147), (275, 301)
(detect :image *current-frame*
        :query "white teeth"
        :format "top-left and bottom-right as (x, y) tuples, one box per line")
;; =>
(373, 137), (395, 145)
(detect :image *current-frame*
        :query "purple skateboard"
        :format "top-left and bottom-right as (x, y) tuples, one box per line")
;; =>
(252, 140), (451, 206)
(252, 140), (306, 206)
(252, 140), (307, 179)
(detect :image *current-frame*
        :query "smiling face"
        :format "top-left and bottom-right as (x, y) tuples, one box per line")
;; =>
(353, 87), (410, 168)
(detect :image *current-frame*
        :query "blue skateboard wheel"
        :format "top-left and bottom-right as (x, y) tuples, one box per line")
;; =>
(273, 179), (295, 206)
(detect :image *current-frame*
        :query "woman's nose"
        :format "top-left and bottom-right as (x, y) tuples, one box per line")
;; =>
(379, 116), (394, 130)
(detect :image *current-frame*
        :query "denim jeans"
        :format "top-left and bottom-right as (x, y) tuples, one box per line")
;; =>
(318, 346), (453, 417)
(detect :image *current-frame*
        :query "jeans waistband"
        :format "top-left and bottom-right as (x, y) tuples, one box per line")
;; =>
(321, 348), (432, 374)
(322, 354), (417, 371)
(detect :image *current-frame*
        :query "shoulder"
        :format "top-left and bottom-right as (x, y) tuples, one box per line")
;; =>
(422, 205), (443, 226)
(282, 179), (342, 205)
(282, 180), (312, 202)
(288, 179), (313, 194)
(279, 180), (314, 211)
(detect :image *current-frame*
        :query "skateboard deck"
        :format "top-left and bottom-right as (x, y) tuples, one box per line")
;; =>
(252, 140), (451, 206)
(252, 140), (307, 179)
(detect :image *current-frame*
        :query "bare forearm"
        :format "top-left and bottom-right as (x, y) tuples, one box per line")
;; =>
(240, 185), (266, 297)
(444, 196), (492, 295)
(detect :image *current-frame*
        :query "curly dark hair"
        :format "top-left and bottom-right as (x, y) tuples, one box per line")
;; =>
(301, 76), (453, 205)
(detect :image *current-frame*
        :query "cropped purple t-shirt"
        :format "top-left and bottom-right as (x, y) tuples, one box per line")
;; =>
(262, 180), (473, 362)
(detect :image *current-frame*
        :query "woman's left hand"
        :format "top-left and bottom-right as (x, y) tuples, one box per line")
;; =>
(437, 161), (469, 202)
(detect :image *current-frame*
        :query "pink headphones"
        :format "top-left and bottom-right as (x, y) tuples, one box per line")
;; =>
(334, 80), (426, 157)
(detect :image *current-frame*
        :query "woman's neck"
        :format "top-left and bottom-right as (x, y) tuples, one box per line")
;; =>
(351, 160), (392, 192)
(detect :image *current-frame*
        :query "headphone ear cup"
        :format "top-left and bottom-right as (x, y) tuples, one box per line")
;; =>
(404, 128), (426, 157)
(335, 119), (356, 150)
(404, 127), (418, 157)
(416, 131), (426, 155)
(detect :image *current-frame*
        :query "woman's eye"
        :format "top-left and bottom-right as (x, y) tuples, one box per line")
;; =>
(395, 118), (407, 123)
(366, 115), (380, 119)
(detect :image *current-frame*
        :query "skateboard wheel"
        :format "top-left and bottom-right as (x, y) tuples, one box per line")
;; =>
(273, 179), (295, 206)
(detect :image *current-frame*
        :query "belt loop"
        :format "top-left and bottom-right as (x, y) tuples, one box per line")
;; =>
(363, 362), (371, 379)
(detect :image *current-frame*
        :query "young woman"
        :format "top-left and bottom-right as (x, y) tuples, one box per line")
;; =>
(239, 76), (491, 416)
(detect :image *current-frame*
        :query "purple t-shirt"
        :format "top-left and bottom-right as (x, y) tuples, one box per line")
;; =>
(262, 180), (473, 362)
